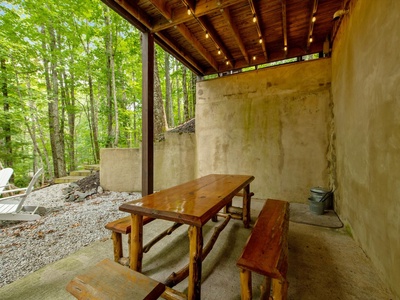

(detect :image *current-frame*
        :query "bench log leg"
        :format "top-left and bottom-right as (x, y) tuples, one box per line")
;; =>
(239, 268), (252, 300)
(260, 276), (272, 300)
(271, 278), (288, 300)
(111, 232), (123, 262)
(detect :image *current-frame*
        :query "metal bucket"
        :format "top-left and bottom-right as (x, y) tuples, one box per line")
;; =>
(310, 187), (332, 210)
(308, 198), (325, 215)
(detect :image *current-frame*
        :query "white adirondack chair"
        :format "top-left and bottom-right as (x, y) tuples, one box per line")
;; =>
(0, 168), (13, 194)
(0, 168), (44, 221)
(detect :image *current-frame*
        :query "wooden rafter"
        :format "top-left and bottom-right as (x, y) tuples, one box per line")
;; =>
(281, 0), (288, 56)
(307, 0), (319, 50)
(148, 0), (172, 21)
(176, 23), (219, 71)
(152, 0), (244, 33)
(248, 0), (267, 61)
(198, 15), (233, 63)
(221, 8), (249, 65)
(149, 0), (219, 72)
(114, 0), (152, 29)
(155, 32), (205, 75)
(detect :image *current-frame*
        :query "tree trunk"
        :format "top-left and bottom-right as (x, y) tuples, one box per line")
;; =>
(0, 58), (12, 168)
(154, 52), (167, 138)
(164, 52), (174, 128)
(42, 25), (66, 178)
(191, 72), (196, 119)
(182, 66), (189, 122)
(104, 7), (114, 148)
(88, 72), (99, 162)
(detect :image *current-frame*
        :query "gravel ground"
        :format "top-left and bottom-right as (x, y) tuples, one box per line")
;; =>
(0, 183), (141, 288)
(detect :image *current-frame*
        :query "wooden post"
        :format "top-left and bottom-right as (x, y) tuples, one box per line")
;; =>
(111, 232), (123, 262)
(188, 225), (203, 300)
(130, 214), (143, 272)
(272, 278), (288, 300)
(141, 31), (154, 197)
(243, 185), (251, 228)
(239, 268), (252, 300)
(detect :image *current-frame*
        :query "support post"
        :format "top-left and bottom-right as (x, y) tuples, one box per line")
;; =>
(141, 31), (154, 196)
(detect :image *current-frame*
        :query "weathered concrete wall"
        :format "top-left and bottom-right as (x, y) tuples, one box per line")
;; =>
(196, 59), (332, 202)
(100, 148), (141, 192)
(332, 0), (400, 298)
(154, 132), (197, 190)
(100, 132), (196, 192)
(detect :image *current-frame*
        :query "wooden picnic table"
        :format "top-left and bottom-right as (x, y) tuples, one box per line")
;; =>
(119, 173), (254, 300)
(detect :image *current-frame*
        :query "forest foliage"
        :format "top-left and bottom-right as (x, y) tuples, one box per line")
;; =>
(0, 0), (196, 185)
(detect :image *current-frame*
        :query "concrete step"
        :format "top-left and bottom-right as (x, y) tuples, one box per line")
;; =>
(54, 165), (99, 184)
(83, 164), (100, 171)
(54, 176), (86, 184)
(70, 170), (95, 177)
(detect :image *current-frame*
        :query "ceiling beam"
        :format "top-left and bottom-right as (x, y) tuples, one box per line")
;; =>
(150, 0), (218, 72)
(176, 23), (219, 71)
(152, 0), (244, 33)
(114, 0), (153, 29)
(221, 8), (249, 65)
(155, 32), (205, 75)
(148, 0), (172, 21)
(281, 0), (288, 56)
(248, 0), (268, 61)
(307, 0), (319, 50)
(198, 15), (234, 64)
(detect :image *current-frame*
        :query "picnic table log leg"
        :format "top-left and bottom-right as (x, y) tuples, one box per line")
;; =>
(242, 185), (252, 228)
(130, 214), (143, 272)
(239, 268), (252, 300)
(164, 214), (231, 287)
(188, 225), (203, 300)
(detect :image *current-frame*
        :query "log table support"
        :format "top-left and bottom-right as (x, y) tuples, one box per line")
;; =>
(188, 225), (203, 300)
(130, 214), (143, 271)
(239, 269), (252, 300)
(165, 214), (231, 287)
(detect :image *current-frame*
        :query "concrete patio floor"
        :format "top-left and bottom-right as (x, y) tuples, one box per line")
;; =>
(0, 199), (394, 299)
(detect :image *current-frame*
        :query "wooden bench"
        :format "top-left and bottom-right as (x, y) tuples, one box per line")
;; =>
(236, 199), (290, 300)
(105, 216), (154, 263)
(66, 258), (186, 300)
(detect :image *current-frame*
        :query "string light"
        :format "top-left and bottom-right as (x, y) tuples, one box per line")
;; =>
(259, 37), (262, 44)
(253, 14), (256, 23)
(309, 37), (313, 43)
(226, 60), (229, 65)
(187, 6), (191, 15)
(205, 31), (209, 39)
(284, 46), (287, 51)
(218, 49), (221, 55)
(312, 16), (316, 22)
(253, 56), (256, 61)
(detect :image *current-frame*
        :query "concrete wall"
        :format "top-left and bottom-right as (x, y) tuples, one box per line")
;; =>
(196, 59), (333, 202)
(100, 132), (196, 192)
(331, 0), (400, 297)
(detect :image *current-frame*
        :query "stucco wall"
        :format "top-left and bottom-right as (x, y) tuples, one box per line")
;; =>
(100, 132), (196, 192)
(331, 0), (400, 297)
(196, 59), (332, 202)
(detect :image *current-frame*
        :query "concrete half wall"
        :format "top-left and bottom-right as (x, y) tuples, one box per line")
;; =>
(100, 132), (196, 192)
(332, 0), (400, 297)
(196, 59), (333, 202)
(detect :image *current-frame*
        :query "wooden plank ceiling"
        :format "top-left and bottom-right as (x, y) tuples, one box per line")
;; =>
(102, 0), (346, 76)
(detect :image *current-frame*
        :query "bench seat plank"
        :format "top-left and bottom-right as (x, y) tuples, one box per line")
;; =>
(237, 199), (289, 280)
(66, 258), (165, 300)
(105, 215), (154, 234)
